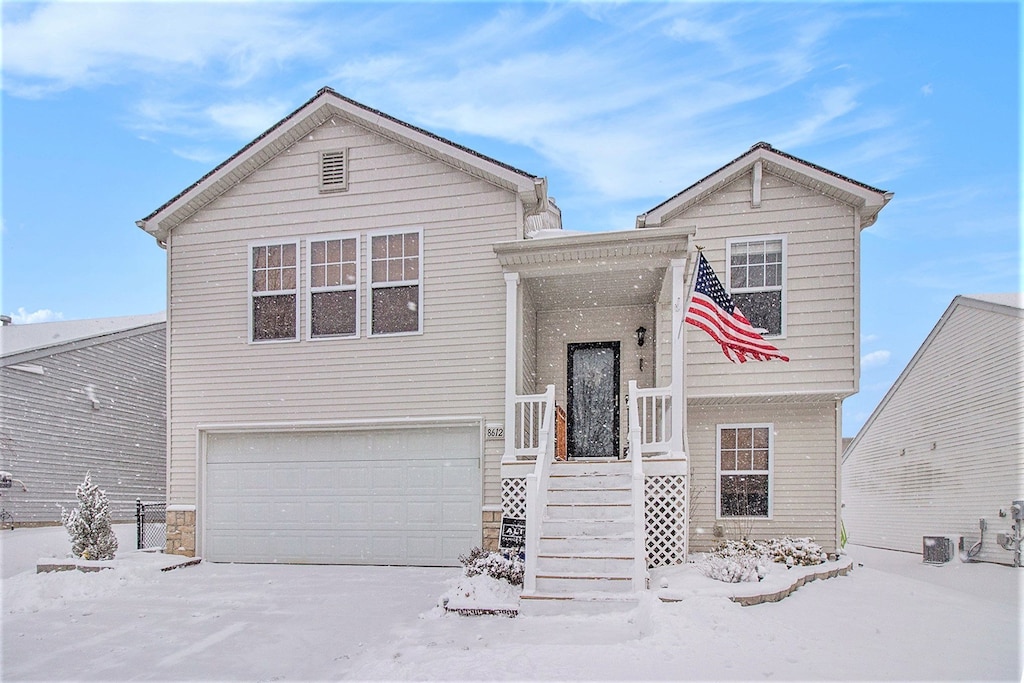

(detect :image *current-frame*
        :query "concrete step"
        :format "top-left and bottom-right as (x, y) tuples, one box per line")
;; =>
(518, 592), (640, 616)
(544, 502), (632, 520)
(535, 553), (635, 575)
(535, 572), (635, 595)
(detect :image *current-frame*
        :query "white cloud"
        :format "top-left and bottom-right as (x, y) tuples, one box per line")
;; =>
(861, 350), (891, 368)
(2, 3), (325, 97)
(9, 307), (63, 325)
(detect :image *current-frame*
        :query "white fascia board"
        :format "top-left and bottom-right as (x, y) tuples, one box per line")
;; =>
(640, 147), (891, 229)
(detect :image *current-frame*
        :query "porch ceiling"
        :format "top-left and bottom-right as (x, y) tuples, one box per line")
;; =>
(494, 226), (693, 311)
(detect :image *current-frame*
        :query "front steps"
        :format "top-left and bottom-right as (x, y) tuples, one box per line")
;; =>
(520, 459), (645, 614)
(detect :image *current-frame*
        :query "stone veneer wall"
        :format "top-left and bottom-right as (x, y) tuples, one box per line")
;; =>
(166, 509), (196, 557)
(482, 509), (501, 551)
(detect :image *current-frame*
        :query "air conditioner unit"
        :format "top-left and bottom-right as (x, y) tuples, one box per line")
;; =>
(922, 535), (961, 564)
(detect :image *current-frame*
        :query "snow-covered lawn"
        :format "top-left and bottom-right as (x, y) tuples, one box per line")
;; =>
(2, 526), (1020, 681)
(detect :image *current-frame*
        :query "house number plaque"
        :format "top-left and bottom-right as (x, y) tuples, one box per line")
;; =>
(485, 423), (504, 440)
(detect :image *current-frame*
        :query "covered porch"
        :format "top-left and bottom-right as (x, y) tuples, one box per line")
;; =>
(493, 226), (694, 601)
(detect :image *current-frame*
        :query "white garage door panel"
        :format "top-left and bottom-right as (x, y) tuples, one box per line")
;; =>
(204, 426), (480, 566)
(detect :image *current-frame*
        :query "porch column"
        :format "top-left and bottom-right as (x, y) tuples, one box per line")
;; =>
(670, 258), (687, 455)
(503, 272), (520, 462)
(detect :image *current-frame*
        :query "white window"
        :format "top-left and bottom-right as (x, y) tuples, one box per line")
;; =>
(717, 424), (773, 518)
(307, 235), (359, 338)
(319, 149), (348, 193)
(727, 237), (786, 337)
(250, 241), (299, 342)
(368, 230), (422, 336)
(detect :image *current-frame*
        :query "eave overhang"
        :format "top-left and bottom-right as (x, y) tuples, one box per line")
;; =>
(137, 87), (545, 245)
(636, 142), (893, 230)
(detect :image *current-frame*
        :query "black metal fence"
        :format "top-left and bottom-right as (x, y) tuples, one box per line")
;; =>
(135, 499), (167, 550)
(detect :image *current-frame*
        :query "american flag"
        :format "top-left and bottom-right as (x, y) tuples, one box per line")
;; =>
(685, 252), (790, 363)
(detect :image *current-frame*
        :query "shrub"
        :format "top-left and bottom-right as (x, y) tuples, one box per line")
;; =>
(458, 546), (524, 586)
(60, 472), (118, 561)
(696, 537), (828, 583)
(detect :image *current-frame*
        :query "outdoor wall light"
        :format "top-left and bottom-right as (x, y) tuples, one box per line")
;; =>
(635, 326), (647, 347)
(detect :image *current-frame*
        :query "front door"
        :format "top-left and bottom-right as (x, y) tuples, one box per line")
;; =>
(566, 342), (620, 459)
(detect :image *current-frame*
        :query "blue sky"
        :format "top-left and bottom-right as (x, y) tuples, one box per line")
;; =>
(2, 2), (1019, 436)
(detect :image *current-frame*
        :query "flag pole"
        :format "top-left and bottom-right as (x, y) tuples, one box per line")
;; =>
(677, 245), (704, 340)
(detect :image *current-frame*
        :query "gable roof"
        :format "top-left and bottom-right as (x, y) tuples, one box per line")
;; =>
(0, 312), (166, 363)
(842, 293), (1023, 461)
(137, 87), (546, 244)
(636, 142), (892, 229)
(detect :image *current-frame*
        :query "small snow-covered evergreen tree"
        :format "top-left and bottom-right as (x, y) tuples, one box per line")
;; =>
(61, 472), (118, 561)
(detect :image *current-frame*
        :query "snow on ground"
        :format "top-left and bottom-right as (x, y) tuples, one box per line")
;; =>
(1, 526), (1021, 681)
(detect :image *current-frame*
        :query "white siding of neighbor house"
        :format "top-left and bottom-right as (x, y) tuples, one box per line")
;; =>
(687, 400), (841, 553)
(842, 298), (1024, 565)
(662, 169), (861, 399)
(165, 117), (521, 510)
(0, 327), (166, 523)
(535, 305), (656, 458)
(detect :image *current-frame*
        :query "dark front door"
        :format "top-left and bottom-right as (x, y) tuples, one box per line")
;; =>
(566, 342), (620, 459)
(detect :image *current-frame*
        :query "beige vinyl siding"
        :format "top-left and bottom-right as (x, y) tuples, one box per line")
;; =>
(166, 118), (518, 510)
(0, 327), (166, 523)
(842, 300), (1024, 565)
(521, 285), (538, 394)
(667, 170), (859, 398)
(687, 401), (840, 553)
(535, 305), (656, 457)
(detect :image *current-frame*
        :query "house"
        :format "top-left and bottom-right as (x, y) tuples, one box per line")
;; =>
(0, 313), (166, 525)
(842, 294), (1024, 566)
(136, 87), (889, 604)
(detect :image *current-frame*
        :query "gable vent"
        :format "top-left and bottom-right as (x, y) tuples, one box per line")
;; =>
(320, 149), (348, 192)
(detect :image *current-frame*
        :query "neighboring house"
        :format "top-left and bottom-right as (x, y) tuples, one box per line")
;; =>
(842, 294), (1024, 566)
(136, 87), (889, 605)
(0, 314), (166, 525)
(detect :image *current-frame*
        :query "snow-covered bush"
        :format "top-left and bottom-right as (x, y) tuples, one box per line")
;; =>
(761, 538), (828, 567)
(60, 472), (118, 561)
(695, 552), (769, 583)
(458, 546), (524, 586)
(696, 537), (829, 583)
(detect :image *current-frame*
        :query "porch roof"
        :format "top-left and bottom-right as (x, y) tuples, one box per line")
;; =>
(493, 226), (693, 311)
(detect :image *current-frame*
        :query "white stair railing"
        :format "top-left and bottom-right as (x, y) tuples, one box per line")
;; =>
(514, 390), (552, 459)
(523, 384), (556, 594)
(633, 385), (672, 456)
(627, 381), (648, 592)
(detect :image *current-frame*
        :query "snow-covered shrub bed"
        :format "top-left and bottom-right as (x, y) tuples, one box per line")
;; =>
(458, 546), (524, 586)
(439, 547), (524, 614)
(696, 538), (829, 583)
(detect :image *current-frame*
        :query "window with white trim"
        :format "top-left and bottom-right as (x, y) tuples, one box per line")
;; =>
(369, 230), (422, 335)
(727, 237), (785, 337)
(717, 424), (773, 518)
(308, 235), (359, 338)
(250, 242), (298, 342)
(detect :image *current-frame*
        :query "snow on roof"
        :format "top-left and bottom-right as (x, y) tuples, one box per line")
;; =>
(0, 312), (166, 358)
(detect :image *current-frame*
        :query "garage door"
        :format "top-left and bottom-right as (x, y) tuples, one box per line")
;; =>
(203, 425), (481, 566)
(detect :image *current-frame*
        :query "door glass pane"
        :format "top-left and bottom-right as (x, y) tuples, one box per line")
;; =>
(570, 346), (617, 458)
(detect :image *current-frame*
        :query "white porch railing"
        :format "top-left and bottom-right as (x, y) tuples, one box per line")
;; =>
(626, 381), (649, 591)
(632, 384), (672, 455)
(522, 385), (556, 594)
(513, 389), (553, 460)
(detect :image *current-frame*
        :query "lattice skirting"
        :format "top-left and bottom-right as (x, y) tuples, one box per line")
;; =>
(502, 477), (528, 521)
(501, 474), (687, 568)
(645, 475), (687, 568)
